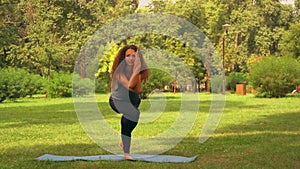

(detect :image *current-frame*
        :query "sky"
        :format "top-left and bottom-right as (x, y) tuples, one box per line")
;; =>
(280, 0), (295, 5)
(138, 0), (151, 8)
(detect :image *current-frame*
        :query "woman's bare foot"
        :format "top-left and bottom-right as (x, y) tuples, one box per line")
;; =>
(118, 141), (123, 150)
(124, 153), (134, 161)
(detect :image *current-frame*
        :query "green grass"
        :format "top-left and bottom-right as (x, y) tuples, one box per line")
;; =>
(0, 93), (299, 169)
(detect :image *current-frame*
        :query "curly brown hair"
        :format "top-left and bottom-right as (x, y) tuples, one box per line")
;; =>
(110, 45), (150, 84)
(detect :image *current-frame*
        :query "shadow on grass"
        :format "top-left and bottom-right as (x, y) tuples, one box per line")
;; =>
(0, 102), (78, 127)
(1, 143), (105, 169)
(192, 110), (300, 168)
(1, 95), (299, 168)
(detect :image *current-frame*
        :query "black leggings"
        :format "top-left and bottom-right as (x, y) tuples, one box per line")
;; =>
(109, 95), (140, 153)
(121, 116), (137, 153)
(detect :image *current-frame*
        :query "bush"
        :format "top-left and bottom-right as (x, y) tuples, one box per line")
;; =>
(47, 71), (73, 98)
(226, 72), (247, 92)
(95, 72), (110, 93)
(72, 74), (94, 96)
(0, 67), (44, 102)
(249, 56), (300, 97)
(43, 72), (94, 98)
(141, 69), (173, 99)
(210, 75), (223, 93)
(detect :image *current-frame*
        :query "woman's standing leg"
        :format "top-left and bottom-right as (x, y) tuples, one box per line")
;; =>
(121, 97), (140, 157)
(111, 97), (140, 159)
(121, 116), (138, 155)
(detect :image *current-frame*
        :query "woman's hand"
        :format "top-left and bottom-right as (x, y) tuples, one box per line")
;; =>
(118, 73), (142, 93)
(133, 50), (141, 75)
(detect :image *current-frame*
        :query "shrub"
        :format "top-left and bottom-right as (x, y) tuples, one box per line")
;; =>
(44, 72), (94, 98)
(46, 71), (72, 97)
(0, 67), (44, 102)
(226, 72), (247, 92)
(141, 69), (173, 99)
(95, 72), (110, 93)
(72, 74), (94, 96)
(249, 56), (300, 97)
(210, 75), (223, 93)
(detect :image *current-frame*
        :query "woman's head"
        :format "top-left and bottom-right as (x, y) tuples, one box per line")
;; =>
(124, 47), (137, 67)
(118, 45), (138, 66)
(111, 45), (150, 83)
(111, 45), (137, 72)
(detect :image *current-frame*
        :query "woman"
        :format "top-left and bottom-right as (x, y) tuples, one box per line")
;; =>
(109, 45), (149, 160)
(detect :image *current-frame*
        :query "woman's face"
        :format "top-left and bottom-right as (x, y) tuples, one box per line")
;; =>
(125, 48), (136, 66)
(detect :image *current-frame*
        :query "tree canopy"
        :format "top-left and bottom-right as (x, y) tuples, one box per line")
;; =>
(0, 0), (299, 97)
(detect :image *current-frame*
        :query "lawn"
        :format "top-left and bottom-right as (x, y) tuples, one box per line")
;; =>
(0, 93), (299, 169)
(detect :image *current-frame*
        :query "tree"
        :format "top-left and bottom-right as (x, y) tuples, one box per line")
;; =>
(279, 22), (300, 60)
(202, 0), (295, 73)
(0, 0), (22, 68)
(146, 0), (207, 92)
(2, 0), (299, 98)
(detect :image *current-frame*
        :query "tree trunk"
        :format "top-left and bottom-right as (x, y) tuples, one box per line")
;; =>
(173, 79), (177, 94)
(235, 32), (239, 50)
(45, 60), (51, 98)
(80, 49), (85, 80)
(205, 46), (211, 94)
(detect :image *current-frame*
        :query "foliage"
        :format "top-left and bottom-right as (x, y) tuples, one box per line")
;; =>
(208, 0), (295, 73)
(0, 67), (44, 102)
(72, 74), (94, 97)
(94, 43), (119, 94)
(141, 68), (173, 99)
(279, 22), (300, 60)
(249, 56), (300, 97)
(0, 0), (299, 98)
(210, 75), (223, 93)
(226, 72), (247, 91)
(95, 72), (110, 94)
(47, 71), (94, 97)
(46, 71), (73, 98)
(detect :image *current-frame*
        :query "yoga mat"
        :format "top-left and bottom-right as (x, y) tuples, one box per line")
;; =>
(35, 154), (197, 163)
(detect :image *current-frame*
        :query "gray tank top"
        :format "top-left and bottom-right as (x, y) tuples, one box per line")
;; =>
(111, 82), (140, 103)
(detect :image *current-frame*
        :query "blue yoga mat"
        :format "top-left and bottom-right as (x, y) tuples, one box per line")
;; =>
(35, 154), (197, 163)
